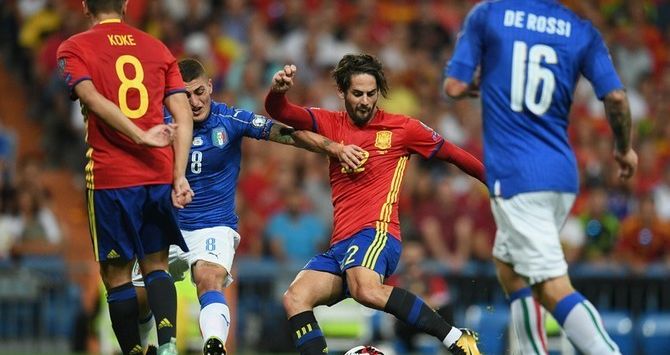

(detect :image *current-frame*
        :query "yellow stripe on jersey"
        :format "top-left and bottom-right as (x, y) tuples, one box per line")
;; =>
(362, 156), (408, 269)
(86, 189), (99, 261)
(85, 147), (94, 190)
(99, 19), (122, 24)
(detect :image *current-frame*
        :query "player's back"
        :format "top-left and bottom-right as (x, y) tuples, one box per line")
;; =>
(462, 0), (621, 197)
(58, 20), (184, 189)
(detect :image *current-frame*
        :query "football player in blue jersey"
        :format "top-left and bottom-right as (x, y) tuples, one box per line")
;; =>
(444, 1), (637, 354)
(132, 58), (366, 355)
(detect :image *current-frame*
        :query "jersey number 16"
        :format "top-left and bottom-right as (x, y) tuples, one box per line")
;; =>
(510, 41), (557, 116)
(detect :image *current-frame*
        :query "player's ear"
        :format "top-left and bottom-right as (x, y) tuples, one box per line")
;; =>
(337, 89), (345, 99)
(207, 78), (213, 94)
(122, 0), (129, 16)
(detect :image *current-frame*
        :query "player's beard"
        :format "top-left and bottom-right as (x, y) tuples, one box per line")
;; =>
(346, 101), (376, 126)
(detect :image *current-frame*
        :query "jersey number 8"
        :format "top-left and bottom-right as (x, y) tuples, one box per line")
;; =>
(510, 41), (557, 116)
(115, 55), (149, 119)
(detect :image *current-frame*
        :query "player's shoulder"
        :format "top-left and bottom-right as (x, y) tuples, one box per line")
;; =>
(210, 101), (253, 123)
(379, 110), (413, 126)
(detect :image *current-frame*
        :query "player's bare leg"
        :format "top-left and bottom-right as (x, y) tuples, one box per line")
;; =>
(283, 270), (343, 355)
(345, 266), (480, 354)
(495, 258), (548, 355)
(192, 260), (230, 355)
(100, 259), (143, 355)
(138, 250), (177, 355)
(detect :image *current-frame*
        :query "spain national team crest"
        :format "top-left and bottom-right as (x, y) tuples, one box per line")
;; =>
(375, 130), (392, 150)
(212, 127), (228, 148)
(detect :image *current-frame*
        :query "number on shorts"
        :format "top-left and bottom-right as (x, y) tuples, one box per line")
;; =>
(344, 245), (359, 266)
(205, 237), (216, 251)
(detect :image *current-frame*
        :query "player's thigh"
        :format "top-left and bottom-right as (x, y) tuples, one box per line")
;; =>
(139, 184), (188, 256)
(491, 192), (574, 284)
(184, 226), (240, 289)
(286, 269), (344, 308)
(337, 228), (402, 280)
(86, 187), (147, 262)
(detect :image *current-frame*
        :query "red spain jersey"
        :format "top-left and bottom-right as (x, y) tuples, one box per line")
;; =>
(309, 108), (445, 245)
(56, 19), (185, 189)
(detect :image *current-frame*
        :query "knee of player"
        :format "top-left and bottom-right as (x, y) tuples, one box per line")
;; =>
(349, 282), (381, 307)
(194, 264), (228, 291)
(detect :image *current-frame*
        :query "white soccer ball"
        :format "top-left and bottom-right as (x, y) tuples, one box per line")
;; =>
(344, 345), (385, 355)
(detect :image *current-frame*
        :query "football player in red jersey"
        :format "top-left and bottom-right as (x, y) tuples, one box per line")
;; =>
(56, 1), (193, 354)
(265, 54), (484, 355)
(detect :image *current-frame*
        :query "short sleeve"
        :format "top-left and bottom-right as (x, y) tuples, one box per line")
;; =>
(56, 39), (91, 99)
(240, 110), (273, 140)
(164, 53), (186, 97)
(405, 119), (445, 159)
(581, 26), (624, 100)
(445, 2), (488, 83)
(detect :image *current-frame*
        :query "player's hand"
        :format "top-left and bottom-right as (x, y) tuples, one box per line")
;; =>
(338, 145), (367, 170)
(271, 64), (297, 93)
(139, 123), (177, 147)
(172, 175), (194, 209)
(614, 148), (638, 180)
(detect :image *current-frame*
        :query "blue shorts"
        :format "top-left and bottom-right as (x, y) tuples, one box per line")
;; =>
(86, 184), (187, 262)
(304, 228), (402, 301)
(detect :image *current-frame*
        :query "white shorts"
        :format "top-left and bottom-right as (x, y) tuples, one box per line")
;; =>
(491, 192), (575, 285)
(132, 226), (241, 288)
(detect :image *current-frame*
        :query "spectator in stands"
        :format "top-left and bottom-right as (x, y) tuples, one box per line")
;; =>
(414, 176), (473, 271)
(9, 188), (62, 258)
(578, 186), (620, 265)
(265, 186), (328, 265)
(616, 194), (670, 273)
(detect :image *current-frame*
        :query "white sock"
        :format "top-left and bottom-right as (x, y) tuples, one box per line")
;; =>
(199, 290), (231, 346)
(553, 292), (620, 355)
(442, 327), (463, 347)
(509, 288), (547, 355)
(138, 313), (157, 348)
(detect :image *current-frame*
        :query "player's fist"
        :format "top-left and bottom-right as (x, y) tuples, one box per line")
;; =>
(172, 176), (194, 208)
(140, 123), (177, 147)
(271, 64), (297, 93)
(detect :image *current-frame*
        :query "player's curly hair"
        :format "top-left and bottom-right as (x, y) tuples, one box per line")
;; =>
(85, 0), (125, 15)
(178, 58), (207, 82)
(332, 54), (389, 98)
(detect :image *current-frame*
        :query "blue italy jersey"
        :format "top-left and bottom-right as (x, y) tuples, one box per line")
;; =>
(166, 101), (273, 231)
(446, 0), (623, 198)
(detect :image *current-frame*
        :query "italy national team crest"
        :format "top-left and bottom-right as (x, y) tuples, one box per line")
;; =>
(212, 127), (228, 148)
(375, 130), (392, 150)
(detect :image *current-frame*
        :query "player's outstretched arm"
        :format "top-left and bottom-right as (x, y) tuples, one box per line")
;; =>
(75, 81), (175, 147)
(603, 89), (638, 179)
(268, 122), (366, 170)
(165, 92), (194, 208)
(434, 139), (486, 185)
(265, 65), (313, 130)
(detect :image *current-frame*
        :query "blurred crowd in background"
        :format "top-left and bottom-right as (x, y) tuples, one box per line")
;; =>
(1, 0), (670, 353)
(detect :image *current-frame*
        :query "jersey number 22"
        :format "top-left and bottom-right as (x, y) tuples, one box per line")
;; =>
(510, 41), (557, 116)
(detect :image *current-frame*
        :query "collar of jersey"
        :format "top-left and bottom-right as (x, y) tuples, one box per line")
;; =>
(98, 19), (122, 24)
(194, 101), (219, 130)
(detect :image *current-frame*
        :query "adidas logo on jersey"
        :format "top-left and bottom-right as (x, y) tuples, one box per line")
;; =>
(107, 249), (120, 259)
(158, 318), (173, 330)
